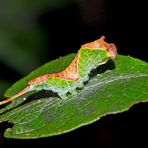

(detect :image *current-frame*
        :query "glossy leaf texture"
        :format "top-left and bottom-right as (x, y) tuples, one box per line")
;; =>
(0, 54), (148, 139)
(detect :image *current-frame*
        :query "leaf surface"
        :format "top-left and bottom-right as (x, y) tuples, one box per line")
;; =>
(0, 54), (148, 139)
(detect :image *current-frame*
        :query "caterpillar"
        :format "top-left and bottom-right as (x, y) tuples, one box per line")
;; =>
(0, 36), (117, 105)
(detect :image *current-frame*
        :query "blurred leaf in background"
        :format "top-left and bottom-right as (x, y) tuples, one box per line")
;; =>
(0, 0), (73, 75)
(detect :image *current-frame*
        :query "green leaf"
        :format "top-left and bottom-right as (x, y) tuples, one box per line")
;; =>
(0, 54), (148, 139)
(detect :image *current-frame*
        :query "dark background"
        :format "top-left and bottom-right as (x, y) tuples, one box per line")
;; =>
(0, 0), (147, 147)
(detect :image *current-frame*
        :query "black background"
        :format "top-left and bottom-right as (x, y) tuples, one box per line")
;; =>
(0, 0), (148, 147)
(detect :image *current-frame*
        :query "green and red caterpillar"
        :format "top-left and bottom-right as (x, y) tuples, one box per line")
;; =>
(0, 36), (117, 105)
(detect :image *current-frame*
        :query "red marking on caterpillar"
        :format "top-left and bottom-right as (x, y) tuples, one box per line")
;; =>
(81, 36), (117, 58)
(29, 54), (79, 86)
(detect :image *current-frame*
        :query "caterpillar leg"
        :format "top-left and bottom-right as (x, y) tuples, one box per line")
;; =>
(77, 82), (84, 88)
(58, 92), (67, 99)
(69, 90), (77, 95)
(83, 75), (89, 82)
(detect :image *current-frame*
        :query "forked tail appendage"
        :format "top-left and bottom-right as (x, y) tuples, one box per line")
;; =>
(0, 86), (31, 106)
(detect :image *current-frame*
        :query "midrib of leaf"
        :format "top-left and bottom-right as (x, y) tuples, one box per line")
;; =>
(88, 73), (148, 88)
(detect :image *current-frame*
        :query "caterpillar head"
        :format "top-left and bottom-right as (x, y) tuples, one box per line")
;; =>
(81, 36), (117, 59)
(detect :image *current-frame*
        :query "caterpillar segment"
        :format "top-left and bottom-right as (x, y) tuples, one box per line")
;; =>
(0, 36), (117, 105)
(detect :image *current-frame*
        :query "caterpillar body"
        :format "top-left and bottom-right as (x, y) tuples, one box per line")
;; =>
(0, 36), (117, 105)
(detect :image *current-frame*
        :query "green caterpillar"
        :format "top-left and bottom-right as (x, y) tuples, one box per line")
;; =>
(0, 36), (117, 105)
